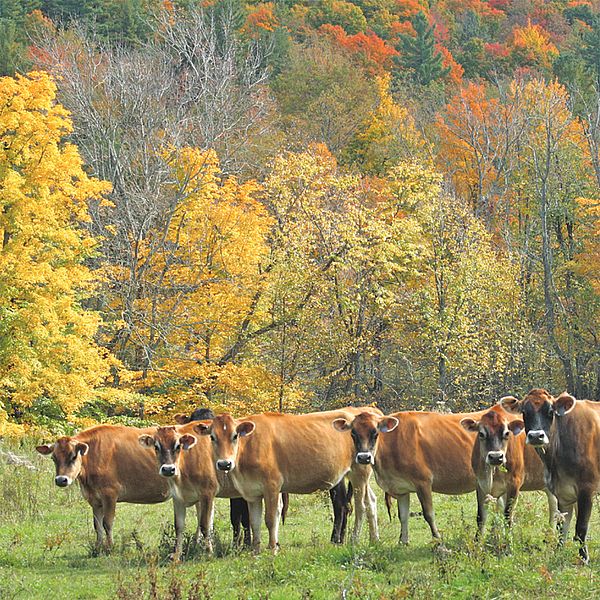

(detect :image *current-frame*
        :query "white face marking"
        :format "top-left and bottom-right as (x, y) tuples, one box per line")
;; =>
(223, 424), (227, 432)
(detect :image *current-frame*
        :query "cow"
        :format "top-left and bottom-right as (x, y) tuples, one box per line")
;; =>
(332, 408), (497, 545)
(193, 407), (382, 553)
(174, 408), (251, 547)
(138, 422), (253, 560)
(460, 405), (557, 536)
(501, 389), (600, 563)
(35, 425), (173, 553)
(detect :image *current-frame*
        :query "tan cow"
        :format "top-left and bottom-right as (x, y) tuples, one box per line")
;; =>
(332, 409), (494, 544)
(501, 389), (600, 563)
(460, 405), (557, 535)
(36, 425), (172, 552)
(193, 407), (382, 552)
(138, 423), (246, 560)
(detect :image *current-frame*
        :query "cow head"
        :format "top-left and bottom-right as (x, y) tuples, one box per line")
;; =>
(500, 389), (576, 448)
(194, 414), (255, 473)
(173, 407), (216, 425)
(138, 426), (197, 478)
(36, 437), (89, 487)
(332, 411), (398, 465)
(461, 406), (524, 467)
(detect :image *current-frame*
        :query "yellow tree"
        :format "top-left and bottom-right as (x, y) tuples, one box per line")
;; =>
(0, 71), (113, 425)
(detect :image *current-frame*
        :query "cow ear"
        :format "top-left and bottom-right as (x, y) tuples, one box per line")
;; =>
(75, 442), (89, 456)
(332, 418), (351, 432)
(554, 393), (576, 417)
(36, 444), (54, 456)
(193, 421), (211, 436)
(378, 417), (398, 433)
(138, 434), (155, 447)
(460, 418), (479, 433)
(179, 434), (197, 450)
(237, 421), (255, 437)
(499, 396), (522, 414)
(508, 420), (525, 436)
(173, 413), (190, 425)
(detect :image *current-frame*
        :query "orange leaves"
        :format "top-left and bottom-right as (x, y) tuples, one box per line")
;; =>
(319, 24), (398, 73)
(242, 2), (279, 38)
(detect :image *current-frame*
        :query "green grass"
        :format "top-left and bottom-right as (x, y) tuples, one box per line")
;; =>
(1, 440), (599, 599)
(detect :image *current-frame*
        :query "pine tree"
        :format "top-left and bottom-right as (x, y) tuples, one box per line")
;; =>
(397, 11), (450, 86)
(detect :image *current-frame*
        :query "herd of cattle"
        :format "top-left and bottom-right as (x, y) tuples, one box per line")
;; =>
(35, 389), (600, 563)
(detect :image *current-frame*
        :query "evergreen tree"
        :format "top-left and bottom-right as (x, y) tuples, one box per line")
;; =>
(397, 11), (450, 86)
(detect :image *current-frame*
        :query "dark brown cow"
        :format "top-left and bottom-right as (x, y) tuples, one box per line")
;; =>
(332, 409), (495, 544)
(36, 425), (171, 552)
(460, 405), (557, 535)
(193, 407), (382, 552)
(501, 389), (600, 563)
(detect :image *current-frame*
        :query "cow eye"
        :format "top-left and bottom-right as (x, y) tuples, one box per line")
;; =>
(232, 433), (239, 441)
(173, 442), (180, 451)
(210, 434), (216, 442)
(503, 430), (510, 439)
(478, 431), (485, 439)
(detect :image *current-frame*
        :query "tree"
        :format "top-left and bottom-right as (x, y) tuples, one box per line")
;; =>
(397, 11), (450, 85)
(0, 71), (113, 421)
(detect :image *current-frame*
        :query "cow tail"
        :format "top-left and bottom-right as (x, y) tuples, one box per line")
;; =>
(281, 492), (289, 525)
(385, 492), (393, 521)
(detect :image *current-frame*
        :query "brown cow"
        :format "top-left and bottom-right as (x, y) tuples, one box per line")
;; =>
(193, 407), (382, 552)
(332, 409), (497, 544)
(139, 423), (246, 560)
(501, 389), (600, 563)
(36, 425), (172, 552)
(460, 405), (557, 535)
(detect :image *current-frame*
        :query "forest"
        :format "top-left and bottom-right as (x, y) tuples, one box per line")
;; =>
(1, 0), (599, 435)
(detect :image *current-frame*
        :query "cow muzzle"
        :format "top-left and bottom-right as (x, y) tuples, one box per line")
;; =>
(55, 475), (72, 487)
(486, 451), (505, 466)
(216, 459), (234, 472)
(160, 464), (177, 477)
(356, 452), (373, 465)
(526, 430), (549, 447)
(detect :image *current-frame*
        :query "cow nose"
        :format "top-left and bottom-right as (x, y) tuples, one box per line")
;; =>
(356, 452), (373, 465)
(527, 430), (547, 445)
(217, 459), (233, 472)
(487, 452), (504, 466)
(160, 464), (177, 477)
(55, 476), (69, 487)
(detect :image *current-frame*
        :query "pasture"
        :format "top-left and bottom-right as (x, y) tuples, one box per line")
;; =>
(1, 439), (599, 599)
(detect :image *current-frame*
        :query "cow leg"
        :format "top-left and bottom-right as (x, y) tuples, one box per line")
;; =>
(171, 499), (186, 561)
(558, 501), (575, 545)
(365, 484), (379, 543)
(503, 488), (519, 527)
(329, 481), (345, 544)
(198, 496), (214, 554)
(91, 502), (105, 552)
(248, 498), (263, 553)
(415, 483), (441, 539)
(230, 498), (242, 546)
(264, 490), (282, 553)
(350, 483), (366, 544)
(398, 493), (410, 545)
(574, 489), (593, 564)
(240, 498), (251, 547)
(545, 489), (558, 528)
(475, 486), (488, 538)
(101, 496), (116, 552)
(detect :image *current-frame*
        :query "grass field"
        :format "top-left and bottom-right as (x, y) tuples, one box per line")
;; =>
(1, 440), (599, 599)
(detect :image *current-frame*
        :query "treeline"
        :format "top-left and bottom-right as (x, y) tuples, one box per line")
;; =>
(0, 0), (599, 434)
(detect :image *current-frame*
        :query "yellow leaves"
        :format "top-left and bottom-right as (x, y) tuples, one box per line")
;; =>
(0, 71), (113, 418)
